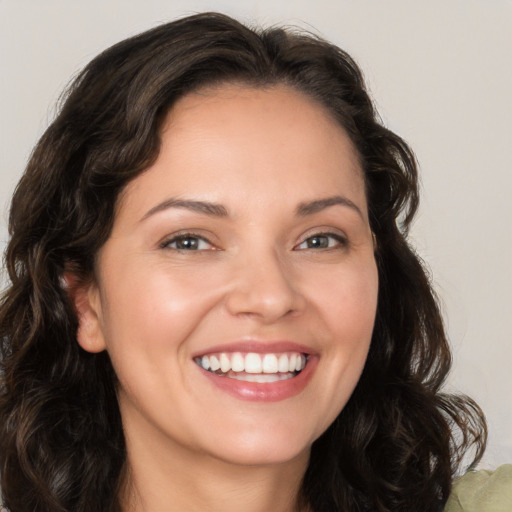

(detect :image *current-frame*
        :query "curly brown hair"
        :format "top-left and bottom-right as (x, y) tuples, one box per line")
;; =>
(0, 12), (486, 512)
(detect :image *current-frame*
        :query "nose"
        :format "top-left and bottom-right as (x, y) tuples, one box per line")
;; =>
(225, 249), (306, 323)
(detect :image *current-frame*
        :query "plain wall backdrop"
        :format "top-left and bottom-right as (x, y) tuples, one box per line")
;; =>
(1, 0), (511, 468)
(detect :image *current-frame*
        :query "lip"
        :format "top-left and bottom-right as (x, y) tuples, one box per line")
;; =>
(192, 340), (316, 359)
(194, 341), (318, 402)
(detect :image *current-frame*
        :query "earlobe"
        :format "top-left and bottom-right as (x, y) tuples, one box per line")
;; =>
(371, 232), (378, 252)
(63, 272), (107, 354)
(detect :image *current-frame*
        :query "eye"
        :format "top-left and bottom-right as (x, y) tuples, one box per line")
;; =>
(161, 233), (215, 251)
(295, 232), (347, 250)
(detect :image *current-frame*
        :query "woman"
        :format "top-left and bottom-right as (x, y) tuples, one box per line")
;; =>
(0, 12), (489, 512)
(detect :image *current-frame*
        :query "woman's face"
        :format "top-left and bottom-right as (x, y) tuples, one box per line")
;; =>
(77, 84), (378, 468)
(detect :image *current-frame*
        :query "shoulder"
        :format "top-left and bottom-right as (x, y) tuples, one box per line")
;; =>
(444, 465), (512, 512)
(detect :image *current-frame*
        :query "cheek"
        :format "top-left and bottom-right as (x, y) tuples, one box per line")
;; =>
(301, 264), (377, 437)
(305, 258), (379, 338)
(99, 263), (228, 354)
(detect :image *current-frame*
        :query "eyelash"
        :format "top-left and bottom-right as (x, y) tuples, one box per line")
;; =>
(160, 231), (348, 252)
(294, 232), (348, 251)
(160, 232), (215, 251)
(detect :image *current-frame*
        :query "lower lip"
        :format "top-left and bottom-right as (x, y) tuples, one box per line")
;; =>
(198, 356), (317, 402)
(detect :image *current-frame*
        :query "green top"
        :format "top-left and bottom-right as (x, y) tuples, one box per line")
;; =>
(444, 465), (512, 512)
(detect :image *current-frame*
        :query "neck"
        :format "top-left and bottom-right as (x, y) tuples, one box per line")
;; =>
(119, 424), (311, 512)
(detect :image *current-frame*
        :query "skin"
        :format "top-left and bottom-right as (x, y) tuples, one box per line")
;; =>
(74, 84), (379, 512)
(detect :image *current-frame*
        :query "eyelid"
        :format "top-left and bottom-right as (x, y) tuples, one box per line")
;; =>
(293, 229), (348, 250)
(159, 230), (218, 251)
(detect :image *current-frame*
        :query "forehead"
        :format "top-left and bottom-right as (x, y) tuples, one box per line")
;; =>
(117, 84), (366, 221)
(168, 83), (360, 163)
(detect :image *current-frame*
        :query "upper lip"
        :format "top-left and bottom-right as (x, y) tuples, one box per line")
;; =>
(192, 340), (316, 359)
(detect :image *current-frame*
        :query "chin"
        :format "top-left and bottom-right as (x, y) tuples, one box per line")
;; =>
(203, 428), (315, 468)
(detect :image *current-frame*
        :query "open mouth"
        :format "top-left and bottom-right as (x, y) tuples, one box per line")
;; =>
(194, 352), (308, 383)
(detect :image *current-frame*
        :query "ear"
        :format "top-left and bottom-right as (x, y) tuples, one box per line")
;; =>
(63, 272), (107, 353)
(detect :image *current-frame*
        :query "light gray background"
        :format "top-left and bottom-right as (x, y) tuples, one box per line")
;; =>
(1, 0), (511, 468)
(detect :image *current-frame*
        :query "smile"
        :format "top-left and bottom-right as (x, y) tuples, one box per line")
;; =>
(194, 352), (308, 383)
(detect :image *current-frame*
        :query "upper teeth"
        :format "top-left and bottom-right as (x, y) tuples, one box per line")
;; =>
(196, 352), (307, 374)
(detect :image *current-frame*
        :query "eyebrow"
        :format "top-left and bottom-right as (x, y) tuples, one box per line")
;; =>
(296, 195), (364, 218)
(141, 198), (229, 221)
(141, 194), (363, 222)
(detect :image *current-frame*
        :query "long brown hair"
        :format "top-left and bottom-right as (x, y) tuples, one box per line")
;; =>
(0, 12), (486, 512)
